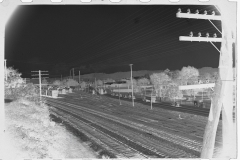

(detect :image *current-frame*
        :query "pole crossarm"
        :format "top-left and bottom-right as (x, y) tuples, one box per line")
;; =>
(179, 36), (222, 42)
(31, 71), (48, 72)
(176, 13), (221, 20)
(179, 83), (215, 90)
(32, 77), (49, 79)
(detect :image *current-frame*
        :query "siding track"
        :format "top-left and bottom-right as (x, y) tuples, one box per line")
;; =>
(44, 91), (222, 158)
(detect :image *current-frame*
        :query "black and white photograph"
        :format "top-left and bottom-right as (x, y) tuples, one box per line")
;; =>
(1, 0), (238, 159)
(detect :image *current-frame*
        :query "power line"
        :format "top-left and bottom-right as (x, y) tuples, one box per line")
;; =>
(63, 6), (181, 64)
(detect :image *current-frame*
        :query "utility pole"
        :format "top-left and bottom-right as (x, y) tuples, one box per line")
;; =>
(61, 74), (62, 81)
(79, 70), (80, 83)
(176, 4), (236, 158)
(118, 83), (121, 105)
(129, 64), (134, 107)
(4, 59), (7, 80)
(31, 70), (49, 101)
(73, 68), (75, 80)
(70, 69), (71, 79)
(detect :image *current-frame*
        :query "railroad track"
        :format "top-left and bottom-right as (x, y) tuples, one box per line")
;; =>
(45, 96), (220, 158)
(61, 92), (223, 140)
(50, 109), (147, 158)
(105, 94), (211, 116)
(46, 99), (198, 157)
(44, 91), (223, 157)
(47, 101), (167, 158)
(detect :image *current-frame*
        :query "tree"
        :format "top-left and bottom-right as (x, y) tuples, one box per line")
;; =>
(126, 79), (137, 89)
(42, 78), (48, 85)
(65, 79), (79, 87)
(96, 80), (103, 86)
(165, 80), (183, 103)
(104, 78), (115, 83)
(5, 67), (25, 89)
(178, 66), (199, 85)
(171, 70), (180, 80)
(52, 80), (62, 86)
(80, 81), (87, 89)
(137, 78), (150, 86)
(150, 72), (171, 98)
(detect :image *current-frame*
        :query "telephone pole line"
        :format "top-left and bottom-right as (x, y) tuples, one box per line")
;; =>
(31, 70), (49, 100)
(176, 5), (236, 158)
(129, 64), (134, 107)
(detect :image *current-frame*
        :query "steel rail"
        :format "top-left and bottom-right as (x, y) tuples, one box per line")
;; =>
(48, 101), (167, 158)
(56, 92), (222, 141)
(47, 101), (194, 157)
(51, 110), (147, 158)
(46, 99), (205, 152)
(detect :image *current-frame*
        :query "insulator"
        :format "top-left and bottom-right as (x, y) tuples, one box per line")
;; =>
(212, 11), (215, 15)
(195, 9), (199, 14)
(206, 32), (209, 37)
(198, 32), (201, 37)
(203, 10), (208, 15)
(178, 8), (181, 13)
(187, 9), (191, 14)
(189, 31), (193, 37)
(213, 33), (217, 38)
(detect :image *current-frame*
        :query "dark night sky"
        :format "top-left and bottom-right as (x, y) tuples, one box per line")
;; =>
(5, 5), (221, 78)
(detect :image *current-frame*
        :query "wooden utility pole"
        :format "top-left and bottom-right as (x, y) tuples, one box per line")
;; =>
(79, 70), (80, 83)
(72, 68), (74, 80)
(31, 70), (49, 101)
(177, 2), (236, 158)
(202, 3), (236, 158)
(130, 64), (134, 107)
(4, 59), (7, 80)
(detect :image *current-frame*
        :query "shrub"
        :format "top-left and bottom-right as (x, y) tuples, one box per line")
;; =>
(137, 78), (150, 86)
(42, 78), (48, 84)
(80, 81), (87, 89)
(96, 80), (103, 86)
(65, 79), (79, 87)
(52, 80), (62, 86)
(4, 67), (40, 101)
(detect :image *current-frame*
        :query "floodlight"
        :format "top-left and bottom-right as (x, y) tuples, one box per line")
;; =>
(187, 9), (191, 14)
(198, 32), (202, 37)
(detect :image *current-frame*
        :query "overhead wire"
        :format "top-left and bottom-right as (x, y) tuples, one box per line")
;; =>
(66, 6), (190, 65)
(82, 8), (221, 67)
(56, 5), (154, 63)
(64, 5), (183, 64)
(67, 6), (220, 66)
(79, 22), (219, 66)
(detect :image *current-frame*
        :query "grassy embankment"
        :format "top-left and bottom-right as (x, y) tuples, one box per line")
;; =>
(3, 98), (97, 159)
